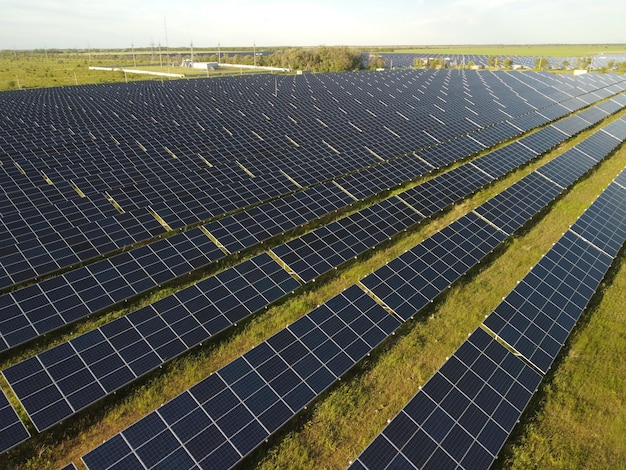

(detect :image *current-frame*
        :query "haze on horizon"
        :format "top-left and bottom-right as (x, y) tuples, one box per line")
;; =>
(2, 0), (625, 51)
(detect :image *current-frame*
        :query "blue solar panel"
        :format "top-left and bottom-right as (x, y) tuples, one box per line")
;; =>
(4, 253), (300, 431)
(574, 129), (623, 161)
(0, 388), (30, 454)
(2, 70), (624, 464)
(483, 231), (613, 373)
(0, 228), (225, 352)
(350, 328), (542, 470)
(204, 183), (355, 253)
(516, 125), (567, 154)
(361, 212), (507, 321)
(569, 183), (626, 258)
(82, 285), (400, 469)
(471, 141), (537, 180)
(399, 164), (494, 218)
(474, 172), (562, 235)
(273, 197), (424, 282)
(536, 148), (598, 189)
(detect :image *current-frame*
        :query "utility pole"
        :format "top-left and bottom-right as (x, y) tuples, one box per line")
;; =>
(253, 42), (257, 67)
(164, 17), (170, 72)
(131, 43), (136, 67)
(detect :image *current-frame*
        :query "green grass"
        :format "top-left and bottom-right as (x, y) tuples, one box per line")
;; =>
(0, 50), (264, 91)
(2, 45), (626, 92)
(391, 44), (626, 57)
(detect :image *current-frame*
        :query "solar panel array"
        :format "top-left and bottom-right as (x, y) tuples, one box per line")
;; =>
(81, 286), (400, 470)
(377, 52), (626, 72)
(1, 73), (621, 356)
(3, 253), (300, 431)
(350, 166), (626, 470)
(1, 69), (625, 464)
(78, 117), (626, 468)
(271, 100), (626, 284)
(6, 97), (624, 437)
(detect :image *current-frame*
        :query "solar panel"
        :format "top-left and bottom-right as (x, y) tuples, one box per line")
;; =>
(350, 328), (542, 470)
(474, 172), (562, 235)
(0, 228), (225, 352)
(569, 181), (626, 259)
(204, 182), (355, 253)
(272, 197), (424, 282)
(399, 164), (494, 218)
(2, 70), (624, 464)
(82, 285), (400, 470)
(0, 388), (30, 455)
(334, 156), (432, 201)
(471, 141), (537, 180)
(483, 231), (613, 373)
(361, 212), (507, 321)
(575, 130), (623, 161)
(615, 168), (626, 189)
(551, 114), (591, 137)
(535, 148), (598, 189)
(516, 125), (567, 154)
(576, 106), (610, 126)
(4, 253), (300, 431)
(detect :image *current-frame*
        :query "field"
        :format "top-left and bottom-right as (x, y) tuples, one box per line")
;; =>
(0, 49), (260, 91)
(390, 44), (626, 58)
(0, 50), (626, 469)
(2, 44), (626, 92)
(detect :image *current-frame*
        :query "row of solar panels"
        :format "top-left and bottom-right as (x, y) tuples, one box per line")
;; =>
(3, 79), (620, 324)
(350, 168), (626, 470)
(1, 86), (625, 440)
(2, 107), (623, 459)
(1, 71), (621, 226)
(1, 91), (624, 356)
(76, 116), (626, 470)
(1, 75), (623, 296)
(0, 71), (625, 460)
(378, 53), (626, 70)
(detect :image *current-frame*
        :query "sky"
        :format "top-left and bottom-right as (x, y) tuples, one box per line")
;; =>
(2, 0), (625, 50)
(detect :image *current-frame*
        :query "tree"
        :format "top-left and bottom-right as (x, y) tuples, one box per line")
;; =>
(503, 58), (513, 69)
(368, 55), (386, 70)
(534, 57), (549, 70)
(575, 57), (592, 70)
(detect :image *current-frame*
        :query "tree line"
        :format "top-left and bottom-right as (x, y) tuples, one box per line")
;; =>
(202, 46), (374, 72)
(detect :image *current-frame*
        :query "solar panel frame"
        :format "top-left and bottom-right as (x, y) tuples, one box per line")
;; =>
(361, 212), (507, 321)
